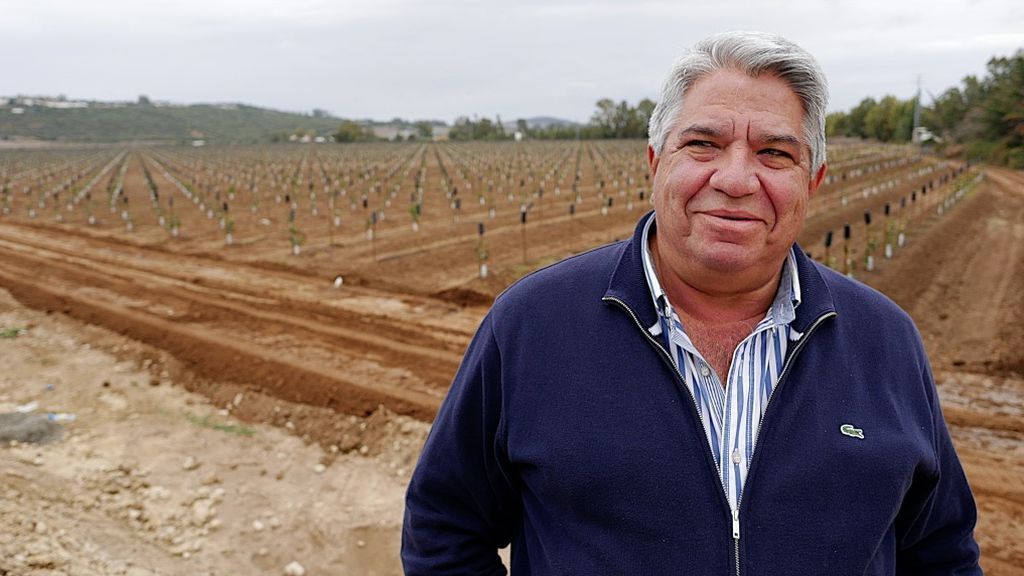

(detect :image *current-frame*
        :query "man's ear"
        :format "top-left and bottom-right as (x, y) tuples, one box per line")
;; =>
(808, 162), (827, 197)
(647, 145), (659, 177)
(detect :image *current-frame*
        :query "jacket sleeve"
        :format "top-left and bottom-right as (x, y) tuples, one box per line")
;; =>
(895, 362), (982, 575)
(402, 312), (518, 575)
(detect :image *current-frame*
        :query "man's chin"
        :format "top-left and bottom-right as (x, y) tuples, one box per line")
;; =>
(693, 243), (758, 269)
(689, 242), (783, 279)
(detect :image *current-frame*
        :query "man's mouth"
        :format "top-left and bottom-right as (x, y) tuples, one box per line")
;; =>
(702, 210), (760, 222)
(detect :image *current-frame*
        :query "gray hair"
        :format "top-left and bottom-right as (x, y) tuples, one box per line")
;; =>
(648, 31), (829, 174)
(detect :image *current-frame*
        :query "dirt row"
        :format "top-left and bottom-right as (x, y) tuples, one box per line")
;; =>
(867, 168), (1024, 375)
(0, 222), (484, 422)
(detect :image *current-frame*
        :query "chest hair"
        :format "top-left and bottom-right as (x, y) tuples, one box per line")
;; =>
(681, 319), (759, 386)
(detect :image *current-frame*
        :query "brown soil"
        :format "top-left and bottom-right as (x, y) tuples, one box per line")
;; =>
(0, 144), (1021, 574)
(0, 287), (428, 575)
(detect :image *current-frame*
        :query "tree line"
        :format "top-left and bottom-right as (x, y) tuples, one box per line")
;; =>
(827, 49), (1024, 168)
(334, 48), (1022, 168)
(444, 98), (657, 141)
(337, 98), (659, 143)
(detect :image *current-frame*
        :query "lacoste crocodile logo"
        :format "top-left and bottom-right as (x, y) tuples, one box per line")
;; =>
(840, 424), (865, 439)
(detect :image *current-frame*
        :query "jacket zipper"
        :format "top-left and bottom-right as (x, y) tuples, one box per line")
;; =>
(605, 295), (836, 576)
(730, 310), (837, 576)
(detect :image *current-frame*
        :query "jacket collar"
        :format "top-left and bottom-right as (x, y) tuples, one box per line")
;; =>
(603, 211), (837, 334)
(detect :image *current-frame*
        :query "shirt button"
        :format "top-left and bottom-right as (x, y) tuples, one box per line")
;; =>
(700, 364), (711, 377)
(731, 450), (742, 464)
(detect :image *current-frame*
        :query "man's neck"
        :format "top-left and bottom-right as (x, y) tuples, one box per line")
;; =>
(649, 231), (786, 384)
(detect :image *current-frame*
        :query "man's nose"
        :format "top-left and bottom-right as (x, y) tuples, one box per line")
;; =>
(708, 146), (759, 197)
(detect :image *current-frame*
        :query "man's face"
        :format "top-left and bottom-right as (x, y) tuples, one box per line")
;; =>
(649, 68), (825, 280)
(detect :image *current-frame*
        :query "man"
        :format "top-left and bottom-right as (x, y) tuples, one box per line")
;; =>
(403, 31), (981, 575)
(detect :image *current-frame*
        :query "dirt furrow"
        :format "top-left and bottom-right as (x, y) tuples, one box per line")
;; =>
(866, 170), (1024, 373)
(0, 221), (475, 352)
(0, 234), (450, 419)
(0, 258), (442, 420)
(0, 234), (464, 370)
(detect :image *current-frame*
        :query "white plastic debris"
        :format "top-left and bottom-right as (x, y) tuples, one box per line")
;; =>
(47, 412), (77, 422)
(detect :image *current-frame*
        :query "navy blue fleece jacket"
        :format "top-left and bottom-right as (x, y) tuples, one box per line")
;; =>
(403, 211), (981, 575)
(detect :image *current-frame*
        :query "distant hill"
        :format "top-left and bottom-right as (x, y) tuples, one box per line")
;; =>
(0, 96), (588, 145)
(0, 96), (344, 144)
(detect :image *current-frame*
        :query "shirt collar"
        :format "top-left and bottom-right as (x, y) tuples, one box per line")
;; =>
(640, 214), (802, 336)
(640, 215), (667, 335)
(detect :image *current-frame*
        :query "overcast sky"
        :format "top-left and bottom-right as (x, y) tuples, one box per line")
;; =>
(2, 0), (1022, 123)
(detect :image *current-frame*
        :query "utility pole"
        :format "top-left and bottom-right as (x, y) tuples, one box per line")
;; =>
(912, 74), (922, 144)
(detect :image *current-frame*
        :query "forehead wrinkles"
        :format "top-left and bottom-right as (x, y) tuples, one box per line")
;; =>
(675, 116), (801, 147)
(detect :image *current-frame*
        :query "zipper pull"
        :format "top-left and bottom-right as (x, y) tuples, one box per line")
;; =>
(732, 508), (740, 540)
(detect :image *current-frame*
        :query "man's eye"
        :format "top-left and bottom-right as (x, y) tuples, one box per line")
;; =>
(760, 148), (794, 160)
(685, 140), (715, 149)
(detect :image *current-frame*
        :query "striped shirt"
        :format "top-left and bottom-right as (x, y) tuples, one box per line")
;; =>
(641, 216), (802, 512)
